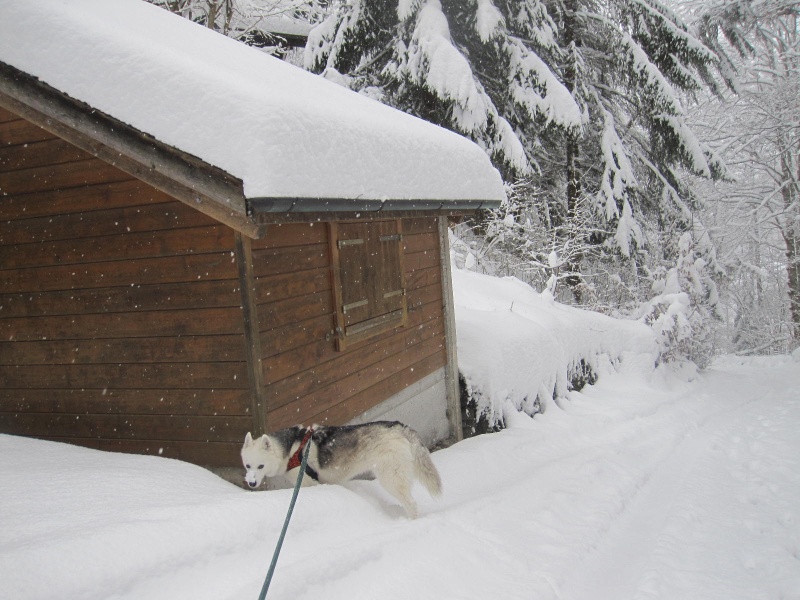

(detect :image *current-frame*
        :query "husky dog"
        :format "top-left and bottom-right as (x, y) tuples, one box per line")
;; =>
(241, 421), (442, 518)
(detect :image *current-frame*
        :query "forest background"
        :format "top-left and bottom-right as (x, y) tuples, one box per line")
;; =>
(149, 0), (800, 366)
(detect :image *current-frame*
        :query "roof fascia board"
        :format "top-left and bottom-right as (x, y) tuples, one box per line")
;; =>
(249, 197), (501, 216)
(251, 209), (485, 225)
(0, 60), (264, 239)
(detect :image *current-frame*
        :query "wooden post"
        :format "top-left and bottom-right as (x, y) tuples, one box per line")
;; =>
(438, 216), (463, 442)
(234, 232), (268, 436)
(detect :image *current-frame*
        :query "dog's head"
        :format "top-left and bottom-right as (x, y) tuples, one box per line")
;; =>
(241, 432), (284, 488)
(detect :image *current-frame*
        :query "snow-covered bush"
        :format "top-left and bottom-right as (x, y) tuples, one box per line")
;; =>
(453, 262), (656, 434)
(639, 232), (720, 368)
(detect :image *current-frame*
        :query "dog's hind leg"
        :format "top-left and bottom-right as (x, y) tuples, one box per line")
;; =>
(375, 465), (418, 519)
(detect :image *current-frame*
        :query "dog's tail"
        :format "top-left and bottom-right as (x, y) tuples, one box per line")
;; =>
(404, 427), (442, 498)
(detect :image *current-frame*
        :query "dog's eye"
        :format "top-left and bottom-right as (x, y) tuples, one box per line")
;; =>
(245, 464), (251, 469)
(258, 465), (265, 469)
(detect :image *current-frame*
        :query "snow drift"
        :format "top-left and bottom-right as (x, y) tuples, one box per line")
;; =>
(453, 265), (657, 429)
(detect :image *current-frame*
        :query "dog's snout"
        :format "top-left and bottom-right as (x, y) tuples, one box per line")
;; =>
(246, 479), (257, 488)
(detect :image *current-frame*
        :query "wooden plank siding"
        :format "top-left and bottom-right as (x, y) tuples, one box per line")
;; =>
(0, 109), (250, 466)
(0, 105), (451, 469)
(253, 217), (446, 431)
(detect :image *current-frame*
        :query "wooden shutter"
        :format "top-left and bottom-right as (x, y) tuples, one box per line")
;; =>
(330, 220), (407, 349)
(375, 219), (405, 318)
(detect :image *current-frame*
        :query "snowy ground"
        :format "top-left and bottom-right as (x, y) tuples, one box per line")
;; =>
(3, 353), (799, 600)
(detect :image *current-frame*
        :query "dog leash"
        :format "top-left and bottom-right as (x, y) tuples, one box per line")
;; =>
(258, 430), (313, 600)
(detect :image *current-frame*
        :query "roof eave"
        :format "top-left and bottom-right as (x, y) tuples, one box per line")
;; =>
(0, 60), (264, 238)
(248, 197), (501, 224)
(248, 197), (501, 218)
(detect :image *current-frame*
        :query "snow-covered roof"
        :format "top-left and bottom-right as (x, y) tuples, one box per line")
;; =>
(0, 0), (504, 210)
(260, 13), (314, 40)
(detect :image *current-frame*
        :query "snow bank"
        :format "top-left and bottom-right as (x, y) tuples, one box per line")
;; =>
(453, 266), (656, 427)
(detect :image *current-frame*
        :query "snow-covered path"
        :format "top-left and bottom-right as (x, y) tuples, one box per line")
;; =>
(2, 355), (799, 600)
(560, 357), (800, 600)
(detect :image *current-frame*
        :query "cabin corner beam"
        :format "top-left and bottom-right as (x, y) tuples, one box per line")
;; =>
(438, 216), (463, 442)
(234, 232), (269, 436)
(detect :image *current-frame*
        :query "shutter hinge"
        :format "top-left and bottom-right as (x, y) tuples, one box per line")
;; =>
(338, 238), (364, 248)
(326, 326), (345, 342)
(342, 299), (368, 313)
(383, 288), (406, 299)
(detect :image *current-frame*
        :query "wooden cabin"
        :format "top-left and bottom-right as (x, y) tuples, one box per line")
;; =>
(0, 0), (504, 473)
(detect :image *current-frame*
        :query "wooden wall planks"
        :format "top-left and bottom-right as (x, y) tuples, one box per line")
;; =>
(0, 107), (450, 469)
(0, 111), (248, 466)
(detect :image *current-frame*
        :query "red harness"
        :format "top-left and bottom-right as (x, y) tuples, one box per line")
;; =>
(286, 427), (315, 475)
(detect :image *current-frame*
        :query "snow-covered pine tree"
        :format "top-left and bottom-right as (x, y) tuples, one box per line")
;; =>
(307, 0), (581, 179)
(547, 0), (729, 303)
(306, 2), (726, 308)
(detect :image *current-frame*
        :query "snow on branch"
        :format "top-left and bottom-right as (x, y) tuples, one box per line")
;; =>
(597, 107), (636, 221)
(398, 0), (422, 21)
(509, 0), (558, 50)
(475, 0), (505, 42)
(627, 0), (718, 64)
(304, 0), (364, 72)
(589, 105), (647, 258)
(505, 37), (583, 129)
(402, 0), (492, 133)
(657, 114), (711, 176)
(612, 200), (643, 259)
(656, 113), (727, 178)
(491, 115), (532, 175)
(620, 31), (685, 115)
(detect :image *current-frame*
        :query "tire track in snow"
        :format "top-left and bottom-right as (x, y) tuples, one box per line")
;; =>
(557, 399), (752, 600)
(634, 376), (800, 600)
(560, 360), (800, 600)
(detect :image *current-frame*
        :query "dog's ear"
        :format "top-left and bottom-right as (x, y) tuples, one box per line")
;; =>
(259, 434), (271, 449)
(244, 431), (254, 446)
